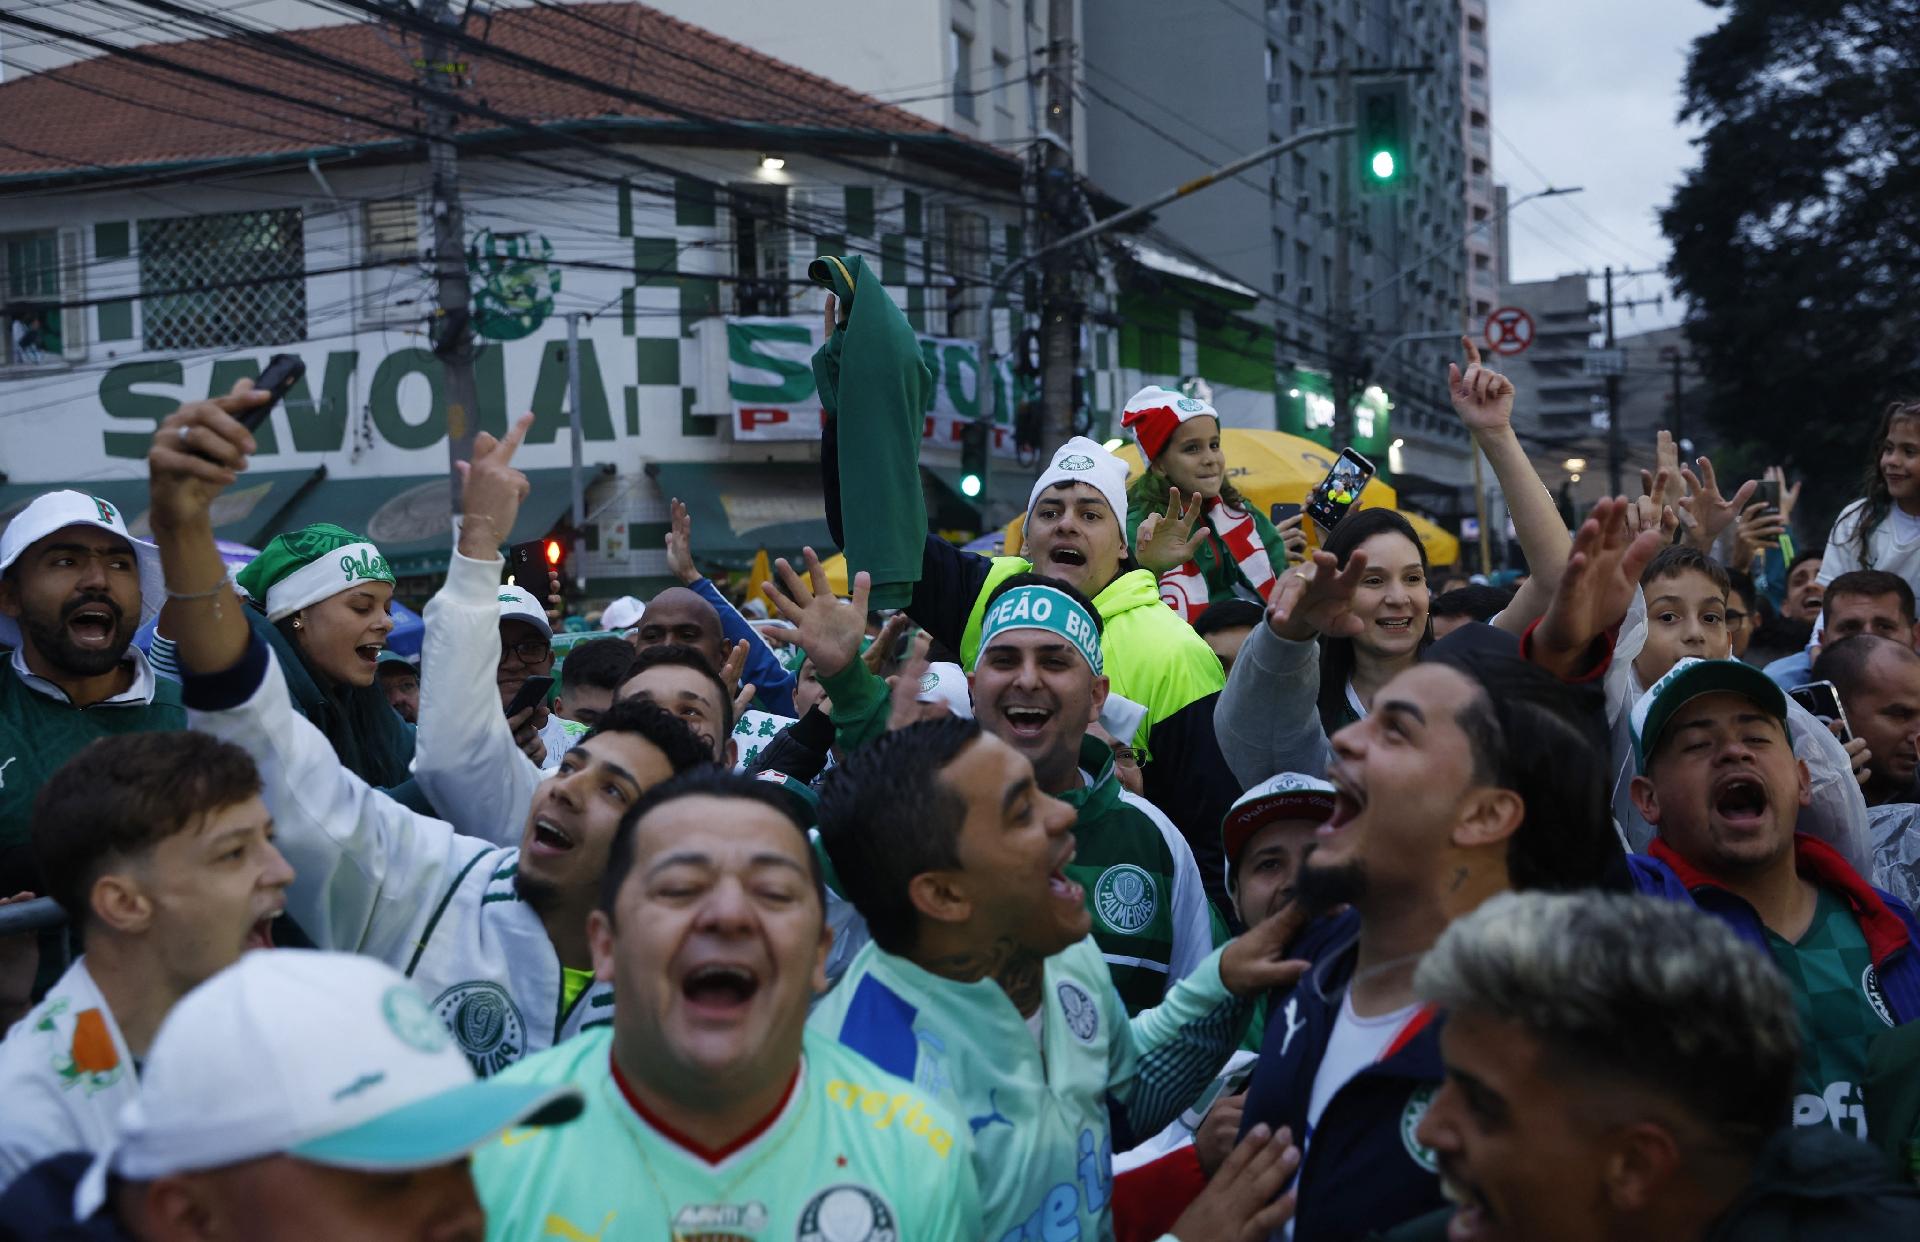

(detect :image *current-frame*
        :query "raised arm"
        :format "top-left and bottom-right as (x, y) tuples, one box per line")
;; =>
(1447, 337), (1572, 635)
(764, 549), (891, 752)
(666, 498), (798, 717)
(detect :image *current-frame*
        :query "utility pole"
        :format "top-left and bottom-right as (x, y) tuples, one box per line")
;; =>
(564, 312), (587, 593)
(421, 0), (481, 514)
(1330, 61), (1355, 452)
(1037, 0), (1078, 451)
(1599, 265), (1662, 494)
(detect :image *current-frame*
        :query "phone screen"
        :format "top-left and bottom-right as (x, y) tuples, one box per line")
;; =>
(1305, 449), (1375, 532)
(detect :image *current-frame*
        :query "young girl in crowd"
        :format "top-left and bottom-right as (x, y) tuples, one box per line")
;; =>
(1821, 399), (1920, 595)
(1313, 507), (1433, 733)
(1121, 387), (1303, 619)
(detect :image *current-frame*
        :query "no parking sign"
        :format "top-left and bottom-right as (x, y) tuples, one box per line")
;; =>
(1483, 307), (1536, 356)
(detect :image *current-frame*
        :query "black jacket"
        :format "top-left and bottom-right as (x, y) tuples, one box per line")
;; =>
(0, 1153), (139, 1241)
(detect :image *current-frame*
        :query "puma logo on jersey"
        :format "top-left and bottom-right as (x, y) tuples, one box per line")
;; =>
(543, 1212), (614, 1242)
(1279, 997), (1306, 1058)
(970, 1088), (1013, 1134)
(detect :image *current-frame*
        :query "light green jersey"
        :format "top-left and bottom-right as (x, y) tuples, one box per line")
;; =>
(810, 936), (1251, 1242)
(472, 1027), (981, 1241)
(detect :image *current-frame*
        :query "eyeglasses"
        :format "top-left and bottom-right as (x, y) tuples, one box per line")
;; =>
(502, 638), (551, 663)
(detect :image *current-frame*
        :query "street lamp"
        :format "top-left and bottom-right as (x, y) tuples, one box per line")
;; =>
(1563, 457), (1587, 472)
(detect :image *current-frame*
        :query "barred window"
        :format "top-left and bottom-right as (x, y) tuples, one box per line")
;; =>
(139, 207), (306, 350)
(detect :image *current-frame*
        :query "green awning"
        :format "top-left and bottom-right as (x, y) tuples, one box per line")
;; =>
(259, 466), (606, 578)
(647, 461), (833, 568)
(0, 469), (322, 549)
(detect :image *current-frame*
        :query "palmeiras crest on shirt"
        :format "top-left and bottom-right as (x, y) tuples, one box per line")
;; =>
(1057, 980), (1099, 1043)
(1093, 864), (1158, 934)
(1400, 1085), (1439, 1172)
(1864, 964), (1895, 1027)
(795, 1183), (897, 1242)
(431, 980), (526, 1076)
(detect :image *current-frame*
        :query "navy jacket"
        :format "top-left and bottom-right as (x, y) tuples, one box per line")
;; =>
(1628, 833), (1920, 1024)
(1238, 909), (1449, 1241)
(0, 1153), (138, 1241)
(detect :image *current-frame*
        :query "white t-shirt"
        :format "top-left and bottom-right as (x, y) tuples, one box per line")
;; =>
(0, 959), (139, 1190)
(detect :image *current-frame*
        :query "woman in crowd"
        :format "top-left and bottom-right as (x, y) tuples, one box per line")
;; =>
(1821, 398), (1920, 595)
(1122, 387), (1304, 619)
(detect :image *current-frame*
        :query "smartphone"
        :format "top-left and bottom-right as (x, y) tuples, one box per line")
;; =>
(1186, 1057), (1260, 1123)
(243, 354), (305, 431)
(1304, 448), (1376, 533)
(1789, 680), (1851, 743)
(1756, 479), (1781, 512)
(503, 674), (554, 719)
(1270, 502), (1303, 526)
(508, 540), (552, 590)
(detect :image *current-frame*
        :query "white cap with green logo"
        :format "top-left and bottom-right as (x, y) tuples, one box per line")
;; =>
(0, 490), (164, 650)
(75, 951), (582, 1216)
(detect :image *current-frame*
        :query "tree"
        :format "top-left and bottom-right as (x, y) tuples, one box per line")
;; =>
(1661, 0), (1920, 535)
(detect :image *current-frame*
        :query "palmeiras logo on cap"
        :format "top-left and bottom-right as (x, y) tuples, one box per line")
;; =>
(1058, 454), (1096, 471)
(1093, 864), (1158, 935)
(796, 1183), (896, 1242)
(431, 981), (526, 1077)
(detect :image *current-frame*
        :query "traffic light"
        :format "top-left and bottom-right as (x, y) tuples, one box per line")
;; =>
(960, 419), (990, 499)
(1353, 79), (1410, 196)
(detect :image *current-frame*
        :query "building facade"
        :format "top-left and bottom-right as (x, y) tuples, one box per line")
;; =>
(0, 4), (1036, 600)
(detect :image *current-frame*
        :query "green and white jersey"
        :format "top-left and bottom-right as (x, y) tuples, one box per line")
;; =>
(811, 936), (1252, 1242)
(1766, 885), (1895, 1139)
(472, 1027), (981, 1242)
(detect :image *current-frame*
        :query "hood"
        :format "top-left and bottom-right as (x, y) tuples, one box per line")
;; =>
(1092, 568), (1170, 622)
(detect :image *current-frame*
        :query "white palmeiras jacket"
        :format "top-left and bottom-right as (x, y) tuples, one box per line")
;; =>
(182, 635), (613, 1075)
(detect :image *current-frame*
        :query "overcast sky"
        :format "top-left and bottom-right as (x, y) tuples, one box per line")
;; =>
(1488, 0), (1724, 329)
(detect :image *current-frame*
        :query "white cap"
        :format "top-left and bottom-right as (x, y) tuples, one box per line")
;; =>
(76, 951), (581, 1216)
(599, 594), (644, 632)
(496, 584), (552, 640)
(1028, 438), (1132, 551)
(915, 661), (974, 719)
(0, 490), (164, 650)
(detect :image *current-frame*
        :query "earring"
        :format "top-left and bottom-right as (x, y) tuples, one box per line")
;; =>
(291, 618), (303, 630)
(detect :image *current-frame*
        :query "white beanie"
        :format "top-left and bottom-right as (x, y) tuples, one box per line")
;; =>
(915, 661), (974, 719)
(1027, 437), (1131, 549)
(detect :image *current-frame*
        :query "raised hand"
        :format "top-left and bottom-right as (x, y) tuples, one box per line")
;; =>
(717, 639), (757, 719)
(1446, 335), (1516, 434)
(885, 652), (933, 732)
(1135, 486), (1209, 573)
(1769, 465), (1801, 527)
(1730, 501), (1789, 569)
(763, 547), (871, 680)
(1218, 898), (1310, 997)
(1676, 455), (1756, 553)
(1169, 1124), (1300, 1242)
(665, 498), (700, 585)
(1264, 550), (1371, 643)
(1628, 465), (1680, 542)
(1530, 497), (1665, 680)
(455, 413), (534, 560)
(147, 378), (268, 534)
(864, 612), (910, 677)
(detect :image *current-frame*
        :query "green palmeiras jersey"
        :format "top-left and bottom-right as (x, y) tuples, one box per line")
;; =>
(812, 936), (1253, 1242)
(472, 1027), (982, 1242)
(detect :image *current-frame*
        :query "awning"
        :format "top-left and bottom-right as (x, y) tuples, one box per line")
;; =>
(647, 461), (833, 567)
(259, 465), (607, 577)
(0, 468), (322, 548)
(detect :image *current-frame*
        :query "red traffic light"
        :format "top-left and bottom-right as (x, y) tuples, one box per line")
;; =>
(543, 538), (563, 566)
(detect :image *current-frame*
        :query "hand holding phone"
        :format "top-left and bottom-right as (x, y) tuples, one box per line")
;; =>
(1305, 449), (1376, 533)
(1789, 680), (1851, 743)
(241, 354), (304, 431)
(503, 674), (554, 719)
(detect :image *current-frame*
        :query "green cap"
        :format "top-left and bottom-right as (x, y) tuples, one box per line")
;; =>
(1630, 657), (1788, 772)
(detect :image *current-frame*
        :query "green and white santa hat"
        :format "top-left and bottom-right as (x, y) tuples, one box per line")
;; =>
(236, 523), (394, 622)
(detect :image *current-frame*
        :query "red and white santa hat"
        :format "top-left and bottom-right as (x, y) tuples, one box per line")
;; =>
(1120, 385), (1219, 463)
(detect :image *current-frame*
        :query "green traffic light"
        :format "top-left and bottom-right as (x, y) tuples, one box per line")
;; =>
(1370, 150), (1396, 180)
(961, 473), (983, 498)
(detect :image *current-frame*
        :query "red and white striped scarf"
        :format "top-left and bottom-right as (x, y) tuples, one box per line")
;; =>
(1157, 498), (1278, 621)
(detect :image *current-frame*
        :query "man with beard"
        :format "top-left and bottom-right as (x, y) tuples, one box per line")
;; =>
(1232, 507), (1630, 1240)
(144, 395), (713, 1072)
(0, 490), (180, 863)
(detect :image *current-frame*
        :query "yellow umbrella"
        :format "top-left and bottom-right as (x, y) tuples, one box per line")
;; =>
(1399, 510), (1462, 568)
(814, 552), (853, 597)
(743, 548), (774, 611)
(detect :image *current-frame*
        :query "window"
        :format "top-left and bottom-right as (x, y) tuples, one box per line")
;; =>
(1265, 43), (1278, 80)
(992, 54), (1015, 140)
(358, 198), (420, 328)
(952, 28), (976, 121)
(140, 207), (305, 351)
(730, 184), (789, 317)
(1273, 227), (1287, 272)
(1, 230), (72, 365)
(946, 208), (988, 339)
(1293, 241), (1309, 292)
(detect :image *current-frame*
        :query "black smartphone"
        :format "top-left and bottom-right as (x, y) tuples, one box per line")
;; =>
(503, 674), (554, 719)
(1270, 502), (1303, 525)
(1789, 680), (1851, 742)
(242, 354), (304, 431)
(1756, 479), (1781, 512)
(1304, 448), (1376, 533)
(508, 540), (552, 589)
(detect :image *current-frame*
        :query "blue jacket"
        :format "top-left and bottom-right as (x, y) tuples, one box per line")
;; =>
(1237, 910), (1448, 1241)
(1628, 834), (1920, 1024)
(0, 1153), (137, 1241)
(687, 576), (797, 718)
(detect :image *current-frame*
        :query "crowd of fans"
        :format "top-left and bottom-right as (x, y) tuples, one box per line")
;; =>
(0, 274), (1917, 1241)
